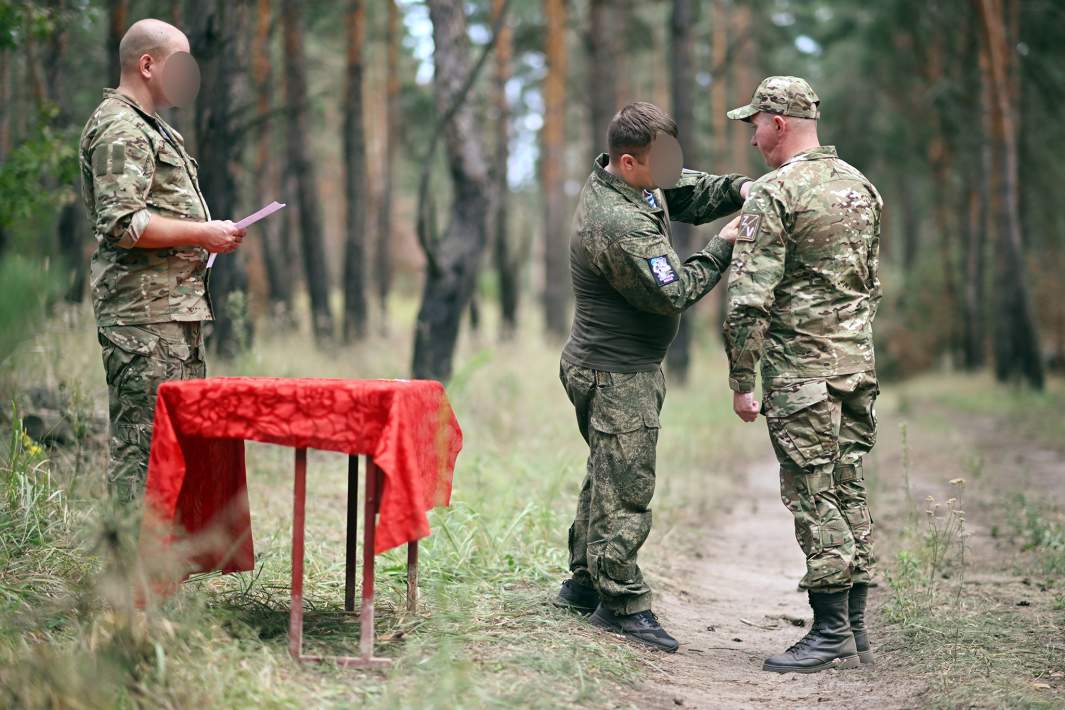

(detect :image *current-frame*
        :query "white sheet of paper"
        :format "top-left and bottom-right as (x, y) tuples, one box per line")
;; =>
(206, 201), (287, 268)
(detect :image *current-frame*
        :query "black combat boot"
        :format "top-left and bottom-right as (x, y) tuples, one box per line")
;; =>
(762, 589), (860, 673)
(554, 578), (599, 614)
(589, 605), (679, 652)
(849, 583), (874, 666)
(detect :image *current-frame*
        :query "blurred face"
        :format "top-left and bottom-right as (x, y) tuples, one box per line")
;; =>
(139, 36), (198, 109)
(749, 112), (787, 169)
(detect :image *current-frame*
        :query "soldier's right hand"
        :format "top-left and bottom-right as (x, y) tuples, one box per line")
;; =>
(733, 390), (761, 422)
(201, 220), (247, 253)
(718, 214), (742, 243)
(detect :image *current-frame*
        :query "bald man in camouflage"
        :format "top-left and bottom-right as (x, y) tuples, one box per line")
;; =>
(724, 77), (883, 673)
(81, 19), (245, 503)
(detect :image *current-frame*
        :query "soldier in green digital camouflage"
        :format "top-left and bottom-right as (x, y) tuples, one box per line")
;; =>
(555, 102), (752, 652)
(723, 76), (883, 673)
(81, 19), (245, 503)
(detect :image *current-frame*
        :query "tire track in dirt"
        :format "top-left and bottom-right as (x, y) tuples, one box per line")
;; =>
(631, 460), (924, 709)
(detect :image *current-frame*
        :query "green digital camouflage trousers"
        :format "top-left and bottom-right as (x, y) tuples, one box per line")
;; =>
(98, 321), (206, 503)
(560, 360), (665, 615)
(763, 370), (878, 592)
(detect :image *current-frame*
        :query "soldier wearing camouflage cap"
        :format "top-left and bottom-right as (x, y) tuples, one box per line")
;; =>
(554, 101), (753, 652)
(80, 19), (246, 503)
(723, 76), (883, 673)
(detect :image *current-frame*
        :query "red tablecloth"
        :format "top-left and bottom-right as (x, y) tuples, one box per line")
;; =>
(140, 377), (462, 579)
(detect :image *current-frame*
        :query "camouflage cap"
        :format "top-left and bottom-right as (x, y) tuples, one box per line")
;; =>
(726, 76), (820, 121)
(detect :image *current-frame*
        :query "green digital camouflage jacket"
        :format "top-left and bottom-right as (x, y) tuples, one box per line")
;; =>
(562, 153), (749, 372)
(80, 89), (212, 327)
(724, 146), (883, 393)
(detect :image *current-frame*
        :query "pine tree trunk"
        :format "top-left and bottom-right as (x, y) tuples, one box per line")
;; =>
(541, 0), (569, 338)
(282, 0), (335, 343)
(375, 0), (400, 332)
(411, 0), (492, 380)
(189, 0), (252, 357)
(710, 0), (730, 333)
(923, 37), (962, 363)
(251, 0), (292, 319)
(586, 0), (617, 163)
(42, 1), (88, 303)
(665, 0), (695, 384)
(975, 0), (1044, 388)
(729, 4), (755, 176)
(342, 0), (369, 342)
(107, 0), (127, 87)
(962, 24), (993, 370)
(491, 0), (519, 339)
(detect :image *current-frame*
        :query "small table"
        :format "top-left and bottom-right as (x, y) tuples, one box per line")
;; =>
(139, 377), (463, 668)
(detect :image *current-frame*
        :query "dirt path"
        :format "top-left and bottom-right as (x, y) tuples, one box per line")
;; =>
(632, 460), (924, 709)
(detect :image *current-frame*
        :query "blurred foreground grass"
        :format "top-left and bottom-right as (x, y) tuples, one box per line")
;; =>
(0, 300), (761, 708)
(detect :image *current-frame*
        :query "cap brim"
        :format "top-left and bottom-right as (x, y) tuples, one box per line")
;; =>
(726, 104), (758, 121)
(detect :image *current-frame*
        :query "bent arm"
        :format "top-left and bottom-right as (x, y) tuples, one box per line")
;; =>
(662, 170), (751, 225)
(723, 184), (788, 393)
(596, 230), (734, 316)
(134, 213), (207, 249)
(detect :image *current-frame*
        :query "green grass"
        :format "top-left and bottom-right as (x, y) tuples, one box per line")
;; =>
(0, 300), (761, 708)
(876, 377), (1065, 709)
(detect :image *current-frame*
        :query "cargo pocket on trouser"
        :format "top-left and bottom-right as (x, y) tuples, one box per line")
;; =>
(98, 326), (167, 502)
(586, 370), (659, 614)
(181, 322), (207, 379)
(766, 380), (854, 590)
(835, 460), (875, 580)
(764, 379), (839, 469)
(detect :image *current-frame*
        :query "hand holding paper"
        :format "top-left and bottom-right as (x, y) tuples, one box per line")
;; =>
(206, 201), (287, 268)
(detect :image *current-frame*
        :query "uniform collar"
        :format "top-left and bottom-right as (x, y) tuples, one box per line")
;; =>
(103, 88), (159, 121)
(102, 88), (181, 143)
(779, 145), (838, 169)
(592, 153), (663, 213)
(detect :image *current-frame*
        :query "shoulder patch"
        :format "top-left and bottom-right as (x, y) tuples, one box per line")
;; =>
(647, 255), (678, 287)
(736, 213), (762, 242)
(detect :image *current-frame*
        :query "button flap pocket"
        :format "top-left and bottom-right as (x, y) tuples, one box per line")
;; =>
(156, 146), (185, 167)
(766, 380), (829, 418)
(99, 325), (160, 357)
(590, 407), (644, 435)
(167, 341), (192, 361)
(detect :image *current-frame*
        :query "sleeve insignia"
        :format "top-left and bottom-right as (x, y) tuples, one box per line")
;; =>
(736, 213), (762, 242)
(647, 255), (678, 287)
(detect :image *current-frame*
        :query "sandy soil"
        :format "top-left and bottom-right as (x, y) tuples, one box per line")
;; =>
(625, 459), (926, 709)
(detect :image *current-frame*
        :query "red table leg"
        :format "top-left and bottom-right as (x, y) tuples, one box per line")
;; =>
(289, 451), (390, 668)
(344, 455), (358, 613)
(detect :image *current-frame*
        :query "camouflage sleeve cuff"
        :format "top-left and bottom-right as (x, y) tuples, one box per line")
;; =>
(729, 376), (756, 394)
(732, 177), (753, 202)
(704, 235), (734, 270)
(116, 209), (151, 248)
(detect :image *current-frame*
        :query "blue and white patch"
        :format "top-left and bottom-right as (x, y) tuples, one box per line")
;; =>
(648, 255), (678, 287)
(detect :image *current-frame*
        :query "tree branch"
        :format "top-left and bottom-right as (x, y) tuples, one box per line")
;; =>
(416, 0), (513, 274)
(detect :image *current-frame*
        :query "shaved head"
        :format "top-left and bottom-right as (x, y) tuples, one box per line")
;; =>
(118, 18), (188, 73)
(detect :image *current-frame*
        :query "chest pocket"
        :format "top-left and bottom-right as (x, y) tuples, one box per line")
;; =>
(151, 145), (205, 221)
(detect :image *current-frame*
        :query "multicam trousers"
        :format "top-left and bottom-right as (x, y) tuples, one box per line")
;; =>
(763, 370), (878, 592)
(560, 360), (665, 615)
(98, 321), (206, 503)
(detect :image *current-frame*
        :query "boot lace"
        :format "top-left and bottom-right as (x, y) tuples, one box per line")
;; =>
(785, 623), (821, 653)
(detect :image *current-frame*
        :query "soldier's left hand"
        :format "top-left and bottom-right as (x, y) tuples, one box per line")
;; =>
(719, 215), (743, 243)
(733, 390), (760, 422)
